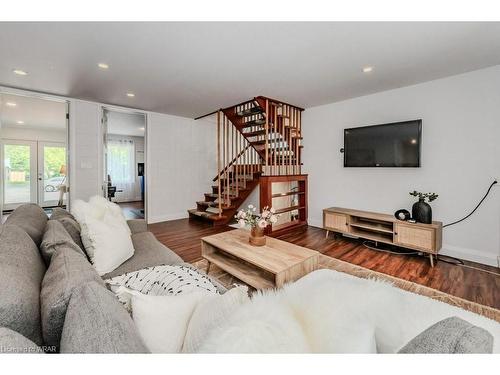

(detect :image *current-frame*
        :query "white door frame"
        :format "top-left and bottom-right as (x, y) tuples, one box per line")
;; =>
(101, 106), (148, 222)
(1, 139), (38, 210)
(37, 141), (67, 208)
(0, 88), (70, 213)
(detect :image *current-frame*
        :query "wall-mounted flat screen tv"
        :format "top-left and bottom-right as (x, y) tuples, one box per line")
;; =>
(343, 120), (422, 167)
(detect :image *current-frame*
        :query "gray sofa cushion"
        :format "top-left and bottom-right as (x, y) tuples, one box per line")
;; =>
(50, 207), (75, 222)
(127, 219), (148, 234)
(398, 316), (494, 353)
(57, 217), (86, 252)
(101, 231), (183, 279)
(50, 211), (86, 252)
(0, 225), (46, 346)
(41, 247), (105, 349)
(0, 327), (45, 354)
(5, 203), (48, 246)
(60, 282), (149, 353)
(40, 220), (86, 265)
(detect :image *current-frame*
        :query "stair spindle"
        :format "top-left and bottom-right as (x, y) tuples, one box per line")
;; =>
(222, 112), (226, 208)
(295, 108), (298, 174)
(289, 107), (292, 174)
(273, 102), (278, 175)
(281, 104), (285, 174)
(265, 99), (269, 174)
(226, 115), (230, 207)
(217, 111), (222, 217)
(288, 108), (295, 174)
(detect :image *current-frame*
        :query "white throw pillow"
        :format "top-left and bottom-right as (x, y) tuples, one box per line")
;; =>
(88, 195), (131, 235)
(131, 291), (211, 353)
(182, 285), (249, 353)
(71, 197), (134, 275)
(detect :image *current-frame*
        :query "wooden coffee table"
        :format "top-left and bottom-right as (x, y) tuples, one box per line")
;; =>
(201, 229), (320, 289)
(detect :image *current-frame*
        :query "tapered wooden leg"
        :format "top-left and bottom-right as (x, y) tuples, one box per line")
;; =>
(429, 254), (434, 268)
(325, 230), (329, 239)
(206, 261), (211, 275)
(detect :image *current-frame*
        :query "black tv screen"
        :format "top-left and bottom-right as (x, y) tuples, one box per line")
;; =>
(343, 120), (422, 167)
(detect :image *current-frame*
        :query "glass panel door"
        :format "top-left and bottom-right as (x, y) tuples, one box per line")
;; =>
(38, 142), (67, 207)
(2, 140), (37, 210)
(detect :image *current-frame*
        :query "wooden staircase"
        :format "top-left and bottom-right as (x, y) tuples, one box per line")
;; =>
(188, 96), (304, 225)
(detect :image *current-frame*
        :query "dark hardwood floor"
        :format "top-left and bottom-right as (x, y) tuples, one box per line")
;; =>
(118, 201), (145, 219)
(149, 219), (233, 263)
(149, 218), (500, 309)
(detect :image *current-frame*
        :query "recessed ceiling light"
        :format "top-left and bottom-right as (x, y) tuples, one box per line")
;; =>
(139, 127), (145, 131)
(13, 69), (28, 76)
(362, 66), (374, 73)
(5, 102), (17, 107)
(98, 63), (109, 69)
(126, 92), (135, 97)
(17, 120), (25, 124)
(411, 139), (417, 144)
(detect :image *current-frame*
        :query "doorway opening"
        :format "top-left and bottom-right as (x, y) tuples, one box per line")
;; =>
(102, 108), (146, 220)
(0, 93), (69, 220)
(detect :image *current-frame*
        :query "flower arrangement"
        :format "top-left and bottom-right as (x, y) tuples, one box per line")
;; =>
(235, 205), (279, 229)
(409, 191), (439, 202)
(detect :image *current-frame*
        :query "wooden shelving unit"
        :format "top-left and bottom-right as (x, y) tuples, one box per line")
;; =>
(260, 174), (308, 235)
(272, 191), (305, 198)
(323, 207), (443, 267)
(275, 205), (305, 215)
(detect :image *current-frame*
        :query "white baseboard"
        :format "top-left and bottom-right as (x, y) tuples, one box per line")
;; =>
(147, 212), (188, 224)
(307, 218), (498, 267)
(308, 218), (323, 229)
(440, 244), (499, 267)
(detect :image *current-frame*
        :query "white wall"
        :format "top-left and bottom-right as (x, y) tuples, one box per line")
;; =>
(69, 101), (218, 224)
(146, 112), (216, 223)
(303, 65), (500, 266)
(69, 100), (102, 203)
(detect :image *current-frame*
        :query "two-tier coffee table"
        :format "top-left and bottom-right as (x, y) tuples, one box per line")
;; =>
(201, 229), (320, 289)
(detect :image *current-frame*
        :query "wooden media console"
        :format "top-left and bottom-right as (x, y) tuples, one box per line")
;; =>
(323, 207), (442, 267)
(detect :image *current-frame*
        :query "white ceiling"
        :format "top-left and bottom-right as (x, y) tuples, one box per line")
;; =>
(1, 22), (500, 118)
(106, 109), (145, 137)
(0, 93), (66, 130)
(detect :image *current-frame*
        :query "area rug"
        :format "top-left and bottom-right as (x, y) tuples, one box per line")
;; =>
(191, 254), (500, 323)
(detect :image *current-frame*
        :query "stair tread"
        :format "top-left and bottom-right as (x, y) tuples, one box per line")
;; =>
(188, 209), (227, 221)
(241, 121), (273, 129)
(242, 118), (266, 126)
(197, 201), (236, 210)
(252, 138), (284, 145)
(244, 129), (267, 137)
(237, 107), (264, 117)
(205, 193), (237, 199)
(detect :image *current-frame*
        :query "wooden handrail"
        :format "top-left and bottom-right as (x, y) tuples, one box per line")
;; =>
(194, 109), (220, 121)
(256, 96), (305, 111)
(212, 142), (252, 182)
(194, 97), (259, 120)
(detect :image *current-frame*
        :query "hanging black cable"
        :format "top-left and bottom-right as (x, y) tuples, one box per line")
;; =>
(443, 180), (497, 228)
